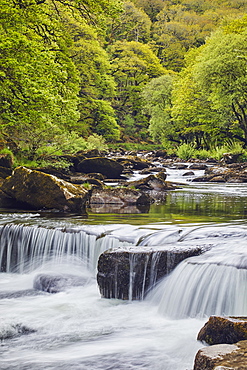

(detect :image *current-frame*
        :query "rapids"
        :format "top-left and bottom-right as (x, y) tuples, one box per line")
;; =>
(1, 164), (247, 369)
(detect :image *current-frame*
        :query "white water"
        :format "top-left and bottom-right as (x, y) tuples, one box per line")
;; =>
(1, 164), (247, 369)
(0, 260), (204, 370)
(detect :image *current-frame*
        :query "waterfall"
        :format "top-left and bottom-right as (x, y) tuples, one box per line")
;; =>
(0, 223), (132, 273)
(149, 259), (247, 318)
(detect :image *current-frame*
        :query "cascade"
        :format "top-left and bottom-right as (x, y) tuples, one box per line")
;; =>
(149, 259), (247, 318)
(0, 223), (132, 273)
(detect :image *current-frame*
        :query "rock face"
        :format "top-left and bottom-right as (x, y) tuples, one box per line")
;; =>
(97, 245), (203, 300)
(193, 341), (247, 370)
(33, 273), (89, 293)
(197, 316), (247, 345)
(90, 188), (153, 206)
(1, 166), (89, 212)
(76, 157), (124, 178)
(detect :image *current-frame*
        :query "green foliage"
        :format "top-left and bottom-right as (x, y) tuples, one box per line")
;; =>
(176, 143), (196, 160)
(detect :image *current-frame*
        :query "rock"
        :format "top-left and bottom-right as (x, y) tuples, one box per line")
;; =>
(197, 316), (247, 345)
(182, 171), (195, 176)
(90, 188), (153, 206)
(97, 245), (204, 300)
(70, 175), (104, 188)
(116, 156), (151, 170)
(193, 341), (247, 370)
(0, 154), (13, 168)
(154, 150), (167, 158)
(33, 273), (89, 293)
(90, 203), (150, 214)
(1, 166), (89, 213)
(76, 157), (124, 178)
(209, 176), (226, 182)
(0, 166), (12, 179)
(128, 174), (174, 192)
(189, 163), (208, 170)
(0, 323), (36, 340)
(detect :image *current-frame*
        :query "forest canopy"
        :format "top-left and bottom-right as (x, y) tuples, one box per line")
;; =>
(0, 0), (247, 161)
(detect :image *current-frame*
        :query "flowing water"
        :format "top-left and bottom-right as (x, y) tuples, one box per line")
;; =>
(1, 165), (247, 369)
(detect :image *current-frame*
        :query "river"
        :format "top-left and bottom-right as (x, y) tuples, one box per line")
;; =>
(0, 164), (247, 369)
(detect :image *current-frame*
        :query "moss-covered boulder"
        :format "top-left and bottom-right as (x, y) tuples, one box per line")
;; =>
(76, 157), (124, 178)
(97, 245), (203, 300)
(1, 166), (89, 212)
(197, 316), (247, 345)
(193, 341), (247, 370)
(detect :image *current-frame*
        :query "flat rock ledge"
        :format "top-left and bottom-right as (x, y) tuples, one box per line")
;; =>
(97, 245), (204, 300)
(193, 341), (247, 370)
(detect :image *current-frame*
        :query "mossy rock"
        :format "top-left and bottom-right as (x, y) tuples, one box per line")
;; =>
(1, 166), (89, 213)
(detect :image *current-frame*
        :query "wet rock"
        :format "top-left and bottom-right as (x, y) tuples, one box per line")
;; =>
(128, 174), (174, 192)
(193, 341), (247, 370)
(0, 323), (36, 340)
(90, 188), (153, 206)
(154, 150), (167, 158)
(189, 163), (208, 170)
(116, 156), (151, 170)
(90, 203), (150, 214)
(76, 157), (124, 178)
(1, 166), (89, 213)
(33, 273), (89, 293)
(197, 316), (247, 345)
(182, 171), (195, 176)
(97, 245), (204, 300)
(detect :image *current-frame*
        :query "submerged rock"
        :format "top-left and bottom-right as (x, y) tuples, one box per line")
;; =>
(1, 166), (89, 213)
(33, 273), (89, 293)
(97, 245), (203, 300)
(0, 323), (36, 340)
(193, 341), (247, 370)
(197, 316), (247, 345)
(90, 188), (153, 206)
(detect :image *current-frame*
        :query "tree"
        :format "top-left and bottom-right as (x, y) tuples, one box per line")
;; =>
(109, 40), (167, 139)
(142, 74), (177, 146)
(0, 0), (80, 157)
(171, 16), (247, 148)
(192, 19), (247, 145)
(107, 1), (151, 44)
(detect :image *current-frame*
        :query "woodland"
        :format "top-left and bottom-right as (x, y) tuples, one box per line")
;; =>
(0, 0), (247, 165)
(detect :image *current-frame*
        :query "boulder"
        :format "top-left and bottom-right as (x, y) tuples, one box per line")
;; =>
(90, 188), (153, 206)
(193, 341), (247, 370)
(1, 166), (89, 212)
(189, 163), (208, 170)
(97, 245), (203, 300)
(197, 316), (247, 345)
(128, 174), (174, 192)
(33, 273), (89, 293)
(76, 157), (124, 178)
(0, 154), (13, 168)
